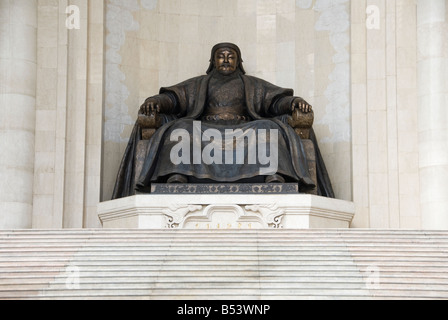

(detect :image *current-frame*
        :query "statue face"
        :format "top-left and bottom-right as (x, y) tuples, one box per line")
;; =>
(214, 48), (238, 75)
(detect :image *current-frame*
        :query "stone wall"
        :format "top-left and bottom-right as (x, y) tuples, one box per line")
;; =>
(102, 0), (353, 205)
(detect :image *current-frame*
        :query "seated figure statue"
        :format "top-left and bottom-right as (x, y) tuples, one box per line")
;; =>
(112, 43), (334, 199)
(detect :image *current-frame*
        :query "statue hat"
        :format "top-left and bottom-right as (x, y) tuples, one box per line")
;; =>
(206, 42), (246, 75)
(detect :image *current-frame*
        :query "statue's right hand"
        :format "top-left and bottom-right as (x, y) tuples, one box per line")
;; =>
(140, 98), (160, 116)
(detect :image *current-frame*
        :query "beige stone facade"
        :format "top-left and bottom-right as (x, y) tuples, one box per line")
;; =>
(0, 0), (447, 230)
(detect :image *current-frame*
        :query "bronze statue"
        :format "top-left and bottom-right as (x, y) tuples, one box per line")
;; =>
(112, 43), (334, 199)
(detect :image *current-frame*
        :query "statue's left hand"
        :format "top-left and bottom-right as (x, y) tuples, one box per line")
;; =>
(292, 98), (312, 114)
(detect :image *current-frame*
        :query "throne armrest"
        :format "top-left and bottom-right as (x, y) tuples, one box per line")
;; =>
(288, 109), (317, 194)
(134, 112), (162, 190)
(138, 112), (163, 140)
(288, 109), (314, 139)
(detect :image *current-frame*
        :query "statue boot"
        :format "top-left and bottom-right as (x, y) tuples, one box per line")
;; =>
(265, 174), (286, 184)
(167, 174), (188, 184)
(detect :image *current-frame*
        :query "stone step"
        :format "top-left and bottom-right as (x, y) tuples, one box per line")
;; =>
(3, 255), (446, 264)
(2, 251), (443, 259)
(3, 232), (436, 237)
(0, 264), (364, 273)
(2, 245), (447, 254)
(1, 228), (447, 233)
(1, 260), (447, 269)
(32, 288), (444, 298)
(3, 278), (448, 290)
(2, 269), (447, 278)
(1, 234), (429, 238)
(2, 234), (447, 239)
(2, 242), (447, 249)
(3, 274), (448, 285)
(1, 236), (448, 244)
(0, 258), (357, 266)
(1, 229), (447, 300)
(0, 271), (366, 282)
(1, 280), (371, 291)
(0, 276), (364, 285)
(1, 231), (447, 236)
(2, 290), (446, 301)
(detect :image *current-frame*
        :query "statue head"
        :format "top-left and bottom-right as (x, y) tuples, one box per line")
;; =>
(206, 42), (246, 75)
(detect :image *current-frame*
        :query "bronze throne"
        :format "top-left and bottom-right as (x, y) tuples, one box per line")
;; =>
(133, 109), (319, 195)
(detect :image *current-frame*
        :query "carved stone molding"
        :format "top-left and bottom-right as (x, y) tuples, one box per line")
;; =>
(162, 204), (203, 229)
(245, 204), (285, 229)
(162, 204), (286, 229)
(150, 183), (299, 194)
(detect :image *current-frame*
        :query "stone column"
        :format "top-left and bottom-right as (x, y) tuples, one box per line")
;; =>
(0, 0), (37, 229)
(417, 0), (448, 229)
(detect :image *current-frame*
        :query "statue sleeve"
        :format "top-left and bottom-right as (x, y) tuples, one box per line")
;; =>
(269, 95), (296, 116)
(244, 75), (295, 118)
(159, 76), (204, 117)
(143, 92), (179, 115)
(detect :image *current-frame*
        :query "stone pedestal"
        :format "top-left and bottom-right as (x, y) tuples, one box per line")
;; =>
(98, 193), (355, 230)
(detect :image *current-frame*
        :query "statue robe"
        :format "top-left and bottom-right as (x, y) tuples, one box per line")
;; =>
(111, 71), (335, 199)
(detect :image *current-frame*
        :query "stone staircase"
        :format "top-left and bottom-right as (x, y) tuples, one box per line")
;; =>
(0, 229), (447, 300)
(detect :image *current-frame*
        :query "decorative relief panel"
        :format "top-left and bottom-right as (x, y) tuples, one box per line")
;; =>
(162, 204), (285, 230)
